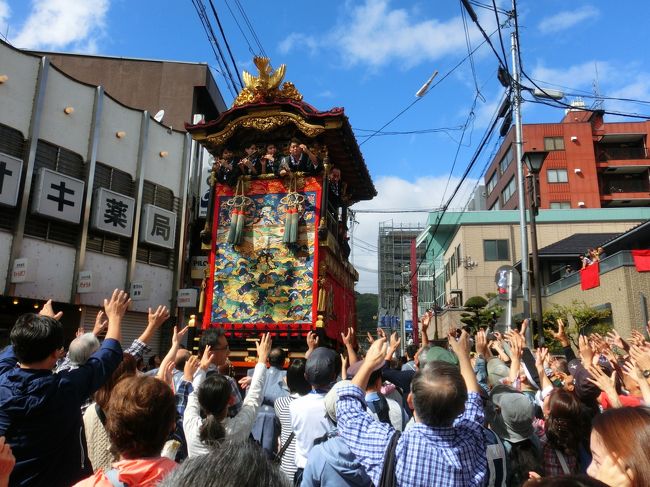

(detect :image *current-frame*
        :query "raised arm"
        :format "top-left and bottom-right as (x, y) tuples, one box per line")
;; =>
(448, 329), (481, 394)
(156, 325), (189, 386)
(341, 327), (358, 365)
(104, 289), (130, 342)
(305, 331), (319, 359)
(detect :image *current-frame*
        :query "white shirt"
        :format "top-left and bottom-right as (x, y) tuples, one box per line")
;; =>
(184, 363), (267, 457)
(289, 391), (329, 469)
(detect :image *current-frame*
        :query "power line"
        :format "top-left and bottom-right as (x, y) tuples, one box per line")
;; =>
(359, 27), (499, 147)
(191, 0), (238, 98)
(232, 0), (268, 57)
(207, 0), (244, 90)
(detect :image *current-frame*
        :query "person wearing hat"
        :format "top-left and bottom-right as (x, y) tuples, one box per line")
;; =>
(488, 384), (542, 485)
(336, 330), (488, 487)
(290, 346), (338, 485)
(301, 381), (372, 487)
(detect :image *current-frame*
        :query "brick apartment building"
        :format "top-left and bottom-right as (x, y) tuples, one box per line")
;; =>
(485, 107), (650, 211)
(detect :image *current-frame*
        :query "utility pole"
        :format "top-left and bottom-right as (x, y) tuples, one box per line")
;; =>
(511, 30), (533, 348)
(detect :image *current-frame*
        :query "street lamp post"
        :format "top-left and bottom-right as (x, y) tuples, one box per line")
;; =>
(522, 150), (549, 347)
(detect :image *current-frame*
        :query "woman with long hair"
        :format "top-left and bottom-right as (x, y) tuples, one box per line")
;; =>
(184, 333), (271, 457)
(540, 388), (586, 476)
(587, 406), (650, 487)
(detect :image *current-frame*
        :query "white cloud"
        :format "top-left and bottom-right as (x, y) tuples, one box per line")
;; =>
(537, 6), (600, 35)
(278, 0), (491, 69)
(350, 174), (477, 293)
(531, 60), (613, 92)
(11, 0), (109, 52)
(278, 32), (318, 55)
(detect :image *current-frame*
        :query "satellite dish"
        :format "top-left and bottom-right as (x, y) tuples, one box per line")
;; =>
(153, 109), (165, 123)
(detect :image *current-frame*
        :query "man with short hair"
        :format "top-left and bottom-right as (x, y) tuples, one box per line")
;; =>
(336, 330), (488, 487)
(198, 328), (242, 417)
(248, 347), (289, 456)
(0, 291), (130, 487)
(278, 139), (320, 176)
(290, 346), (337, 484)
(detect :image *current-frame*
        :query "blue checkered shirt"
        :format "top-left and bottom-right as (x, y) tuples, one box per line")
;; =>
(337, 384), (488, 487)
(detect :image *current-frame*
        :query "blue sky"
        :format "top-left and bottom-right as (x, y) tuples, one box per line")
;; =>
(2, 0), (649, 293)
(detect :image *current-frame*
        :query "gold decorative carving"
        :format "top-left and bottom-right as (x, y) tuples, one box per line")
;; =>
(233, 57), (304, 107)
(205, 113), (324, 146)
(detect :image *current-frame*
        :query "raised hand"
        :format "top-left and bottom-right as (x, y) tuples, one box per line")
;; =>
(578, 334), (594, 366)
(366, 331), (375, 345)
(256, 333), (272, 364)
(475, 330), (490, 358)
(535, 347), (549, 371)
(172, 325), (189, 348)
(92, 310), (108, 336)
(586, 364), (620, 407)
(606, 329), (627, 351)
(148, 305), (170, 330)
(341, 327), (353, 347)
(104, 289), (130, 322)
(184, 355), (200, 382)
(552, 318), (570, 346)
(629, 345), (650, 372)
(238, 375), (252, 390)
(200, 345), (214, 370)
(306, 331), (319, 358)
(630, 330), (646, 348)
(365, 337), (387, 369)
(376, 328), (387, 340)
(39, 299), (63, 321)
(448, 329), (470, 358)
(340, 353), (348, 380)
(157, 360), (175, 388)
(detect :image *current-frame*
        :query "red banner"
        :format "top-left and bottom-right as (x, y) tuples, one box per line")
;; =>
(632, 250), (650, 272)
(580, 262), (600, 290)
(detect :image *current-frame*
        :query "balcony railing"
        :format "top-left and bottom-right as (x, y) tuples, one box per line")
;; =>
(543, 251), (635, 296)
(597, 146), (648, 162)
(601, 178), (650, 195)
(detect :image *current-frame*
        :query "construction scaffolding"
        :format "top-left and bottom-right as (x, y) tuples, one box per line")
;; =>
(377, 221), (425, 332)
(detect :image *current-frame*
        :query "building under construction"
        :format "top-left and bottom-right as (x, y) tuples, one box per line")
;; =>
(377, 221), (425, 330)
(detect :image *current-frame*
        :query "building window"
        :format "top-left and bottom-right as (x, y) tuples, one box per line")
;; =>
(502, 177), (516, 203)
(489, 199), (500, 211)
(484, 239), (509, 261)
(547, 168), (568, 183)
(445, 261), (450, 281)
(550, 201), (571, 209)
(499, 147), (513, 174)
(486, 172), (497, 195)
(544, 137), (565, 151)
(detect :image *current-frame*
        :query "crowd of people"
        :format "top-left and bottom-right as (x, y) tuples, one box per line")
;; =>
(1, 290), (650, 486)
(214, 139), (323, 185)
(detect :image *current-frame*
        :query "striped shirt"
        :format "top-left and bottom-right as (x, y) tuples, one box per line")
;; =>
(274, 394), (299, 480)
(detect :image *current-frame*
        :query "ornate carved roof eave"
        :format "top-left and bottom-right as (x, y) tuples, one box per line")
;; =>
(200, 110), (332, 148)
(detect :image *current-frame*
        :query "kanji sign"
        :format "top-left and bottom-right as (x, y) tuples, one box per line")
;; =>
(77, 270), (94, 293)
(198, 148), (213, 218)
(91, 188), (135, 237)
(0, 153), (23, 208)
(130, 281), (149, 301)
(11, 258), (37, 283)
(31, 168), (84, 223)
(177, 288), (198, 307)
(139, 204), (177, 249)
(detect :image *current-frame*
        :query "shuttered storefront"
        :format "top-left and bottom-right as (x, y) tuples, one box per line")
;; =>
(82, 306), (161, 356)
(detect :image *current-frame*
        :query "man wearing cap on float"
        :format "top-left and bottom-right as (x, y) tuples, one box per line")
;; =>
(290, 346), (337, 485)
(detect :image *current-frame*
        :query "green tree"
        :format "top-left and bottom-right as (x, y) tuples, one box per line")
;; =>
(542, 300), (612, 352)
(460, 295), (503, 332)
